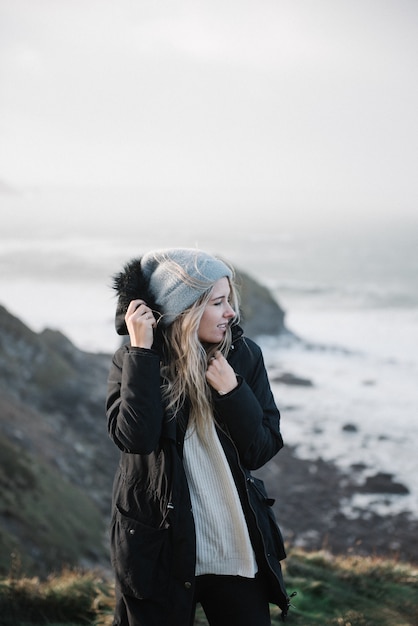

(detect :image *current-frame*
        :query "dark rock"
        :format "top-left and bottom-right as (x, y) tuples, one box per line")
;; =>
(270, 372), (314, 387)
(236, 270), (287, 337)
(359, 472), (410, 495)
(342, 423), (358, 433)
(351, 462), (367, 472)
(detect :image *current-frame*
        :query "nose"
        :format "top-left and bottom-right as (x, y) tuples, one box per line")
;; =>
(224, 303), (235, 319)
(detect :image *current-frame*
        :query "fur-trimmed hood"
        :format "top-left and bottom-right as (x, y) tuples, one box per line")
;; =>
(112, 257), (159, 336)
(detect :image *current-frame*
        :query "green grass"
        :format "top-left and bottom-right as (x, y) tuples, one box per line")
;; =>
(0, 569), (110, 626)
(0, 549), (416, 625)
(281, 549), (418, 625)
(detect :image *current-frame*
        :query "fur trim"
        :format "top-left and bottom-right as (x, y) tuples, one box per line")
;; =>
(112, 257), (159, 335)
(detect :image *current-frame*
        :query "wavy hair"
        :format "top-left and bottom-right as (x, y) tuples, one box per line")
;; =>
(160, 275), (240, 443)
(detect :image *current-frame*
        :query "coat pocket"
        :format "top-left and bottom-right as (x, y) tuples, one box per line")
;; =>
(111, 506), (170, 600)
(248, 476), (286, 562)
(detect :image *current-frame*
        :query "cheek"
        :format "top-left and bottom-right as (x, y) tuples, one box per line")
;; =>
(197, 318), (209, 340)
(197, 312), (216, 341)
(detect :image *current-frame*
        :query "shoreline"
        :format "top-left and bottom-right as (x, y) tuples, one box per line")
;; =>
(255, 444), (418, 565)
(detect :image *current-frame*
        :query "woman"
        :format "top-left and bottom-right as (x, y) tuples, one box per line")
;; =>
(106, 248), (292, 626)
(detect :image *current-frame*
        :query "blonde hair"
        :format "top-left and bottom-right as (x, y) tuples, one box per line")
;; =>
(160, 276), (240, 442)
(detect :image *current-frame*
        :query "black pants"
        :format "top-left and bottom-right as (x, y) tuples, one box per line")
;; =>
(191, 574), (272, 626)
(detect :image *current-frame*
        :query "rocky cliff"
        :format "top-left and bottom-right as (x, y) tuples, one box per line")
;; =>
(0, 305), (116, 574)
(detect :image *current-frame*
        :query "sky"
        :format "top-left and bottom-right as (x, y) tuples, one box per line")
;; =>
(1, 0), (418, 221)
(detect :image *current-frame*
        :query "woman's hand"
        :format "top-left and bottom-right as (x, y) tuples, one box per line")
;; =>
(206, 350), (238, 396)
(125, 300), (156, 349)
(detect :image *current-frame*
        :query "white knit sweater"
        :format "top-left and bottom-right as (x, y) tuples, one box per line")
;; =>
(183, 420), (257, 578)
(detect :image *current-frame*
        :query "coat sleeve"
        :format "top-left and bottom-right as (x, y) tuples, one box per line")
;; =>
(214, 338), (283, 470)
(106, 346), (164, 454)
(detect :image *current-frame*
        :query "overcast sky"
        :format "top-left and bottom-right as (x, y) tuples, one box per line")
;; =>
(1, 0), (417, 219)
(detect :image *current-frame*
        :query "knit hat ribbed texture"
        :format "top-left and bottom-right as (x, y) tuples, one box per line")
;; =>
(141, 248), (232, 326)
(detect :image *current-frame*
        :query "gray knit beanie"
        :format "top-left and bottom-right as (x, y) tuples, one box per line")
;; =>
(141, 248), (232, 326)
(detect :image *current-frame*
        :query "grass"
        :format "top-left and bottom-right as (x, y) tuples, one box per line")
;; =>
(282, 549), (418, 625)
(0, 549), (416, 625)
(0, 569), (110, 626)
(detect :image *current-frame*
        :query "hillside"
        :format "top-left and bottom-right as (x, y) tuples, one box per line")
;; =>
(0, 304), (117, 575)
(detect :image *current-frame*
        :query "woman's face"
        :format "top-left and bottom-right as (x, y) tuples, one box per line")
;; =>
(197, 277), (235, 344)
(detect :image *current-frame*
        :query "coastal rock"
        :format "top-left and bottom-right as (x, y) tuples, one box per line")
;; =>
(342, 423), (359, 433)
(359, 472), (410, 495)
(236, 270), (287, 337)
(270, 372), (314, 387)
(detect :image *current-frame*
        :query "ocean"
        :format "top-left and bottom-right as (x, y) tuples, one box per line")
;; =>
(2, 186), (418, 519)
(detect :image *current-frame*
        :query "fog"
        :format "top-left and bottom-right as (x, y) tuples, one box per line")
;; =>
(1, 0), (417, 226)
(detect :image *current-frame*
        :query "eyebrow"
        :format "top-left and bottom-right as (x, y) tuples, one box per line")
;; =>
(210, 293), (229, 302)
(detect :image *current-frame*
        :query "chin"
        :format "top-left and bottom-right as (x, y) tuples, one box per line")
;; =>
(200, 333), (222, 344)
